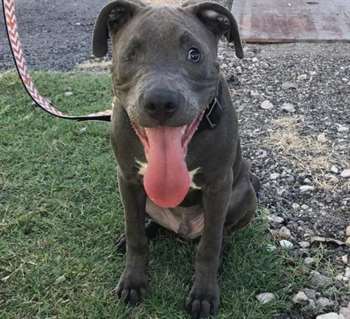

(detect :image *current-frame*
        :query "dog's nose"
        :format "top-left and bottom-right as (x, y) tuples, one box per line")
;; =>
(143, 89), (179, 123)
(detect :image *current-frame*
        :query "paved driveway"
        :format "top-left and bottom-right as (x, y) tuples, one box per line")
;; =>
(0, 0), (230, 71)
(0, 0), (107, 70)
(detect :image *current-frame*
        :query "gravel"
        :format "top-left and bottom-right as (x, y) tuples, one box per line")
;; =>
(219, 42), (350, 242)
(218, 43), (349, 317)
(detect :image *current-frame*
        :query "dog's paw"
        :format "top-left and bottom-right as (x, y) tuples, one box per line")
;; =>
(114, 269), (148, 306)
(185, 279), (220, 318)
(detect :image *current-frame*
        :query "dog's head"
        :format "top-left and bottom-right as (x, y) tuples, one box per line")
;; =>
(93, 0), (243, 208)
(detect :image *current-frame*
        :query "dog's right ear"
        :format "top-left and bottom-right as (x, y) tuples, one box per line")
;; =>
(93, 0), (145, 58)
(182, 1), (243, 59)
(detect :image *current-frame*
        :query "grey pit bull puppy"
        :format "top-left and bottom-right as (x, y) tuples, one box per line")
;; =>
(92, 0), (258, 317)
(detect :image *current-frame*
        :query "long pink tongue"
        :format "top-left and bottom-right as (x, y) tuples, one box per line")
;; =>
(144, 127), (190, 208)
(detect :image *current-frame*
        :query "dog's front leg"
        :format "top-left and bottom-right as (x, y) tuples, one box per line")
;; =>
(186, 171), (233, 318)
(115, 173), (148, 305)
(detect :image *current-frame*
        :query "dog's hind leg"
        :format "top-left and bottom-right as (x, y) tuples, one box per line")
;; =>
(116, 219), (160, 254)
(249, 172), (261, 198)
(224, 160), (257, 234)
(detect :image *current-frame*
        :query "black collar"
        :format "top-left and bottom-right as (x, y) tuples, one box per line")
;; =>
(197, 90), (223, 132)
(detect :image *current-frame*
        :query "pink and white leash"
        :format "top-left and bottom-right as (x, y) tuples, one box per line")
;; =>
(2, 0), (112, 122)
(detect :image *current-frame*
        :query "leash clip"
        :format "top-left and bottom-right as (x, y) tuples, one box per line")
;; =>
(205, 97), (222, 129)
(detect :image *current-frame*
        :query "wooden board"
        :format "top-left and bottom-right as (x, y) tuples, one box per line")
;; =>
(232, 0), (350, 43)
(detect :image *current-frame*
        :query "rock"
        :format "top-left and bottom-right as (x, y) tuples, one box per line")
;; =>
(316, 297), (334, 309)
(304, 257), (315, 266)
(270, 173), (280, 180)
(337, 124), (349, 133)
(316, 313), (339, 319)
(256, 292), (276, 304)
(300, 185), (315, 193)
(286, 175), (295, 183)
(299, 241), (311, 248)
(317, 133), (328, 143)
(310, 236), (345, 246)
(266, 244), (277, 252)
(305, 299), (317, 314)
(250, 90), (260, 97)
(261, 100), (274, 110)
(292, 291), (309, 305)
(304, 288), (317, 300)
(281, 102), (296, 113)
(236, 66), (242, 74)
(292, 203), (300, 210)
(280, 240), (294, 249)
(340, 304), (350, 319)
(55, 275), (66, 285)
(268, 214), (285, 225)
(341, 169), (350, 178)
(341, 255), (348, 265)
(330, 165), (339, 174)
(345, 267), (350, 279)
(346, 237), (350, 247)
(310, 271), (332, 289)
(298, 74), (308, 81)
(282, 81), (297, 90)
(64, 91), (73, 96)
(346, 226), (350, 237)
(335, 274), (344, 281)
(304, 177), (312, 184)
(279, 226), (292, 239)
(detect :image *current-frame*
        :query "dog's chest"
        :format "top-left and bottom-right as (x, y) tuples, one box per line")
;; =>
(146, 198), (204, 240)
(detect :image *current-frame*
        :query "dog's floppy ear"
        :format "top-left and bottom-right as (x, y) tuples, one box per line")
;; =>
(92, 0), (146, 57)
(183, 1), (243, 59)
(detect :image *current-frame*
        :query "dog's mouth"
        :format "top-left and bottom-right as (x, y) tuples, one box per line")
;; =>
(132, 110), (205, 208)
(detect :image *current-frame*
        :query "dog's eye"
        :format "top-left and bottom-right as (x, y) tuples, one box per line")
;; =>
(187, 48), (201, 63)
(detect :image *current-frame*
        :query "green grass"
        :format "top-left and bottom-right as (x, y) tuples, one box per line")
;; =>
(0, 71), (304, 318)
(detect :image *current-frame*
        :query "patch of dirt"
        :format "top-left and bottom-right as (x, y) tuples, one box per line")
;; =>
(265, 116), (348, 192)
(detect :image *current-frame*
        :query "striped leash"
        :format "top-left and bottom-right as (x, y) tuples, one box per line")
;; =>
(2, 0), (112, 122)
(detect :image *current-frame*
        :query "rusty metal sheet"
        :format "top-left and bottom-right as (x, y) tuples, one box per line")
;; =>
(232, 0), (350, 43)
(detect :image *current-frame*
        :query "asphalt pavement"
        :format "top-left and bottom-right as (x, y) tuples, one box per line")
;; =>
(0, 0), (234, 71)
(0, 0), (107, 70)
